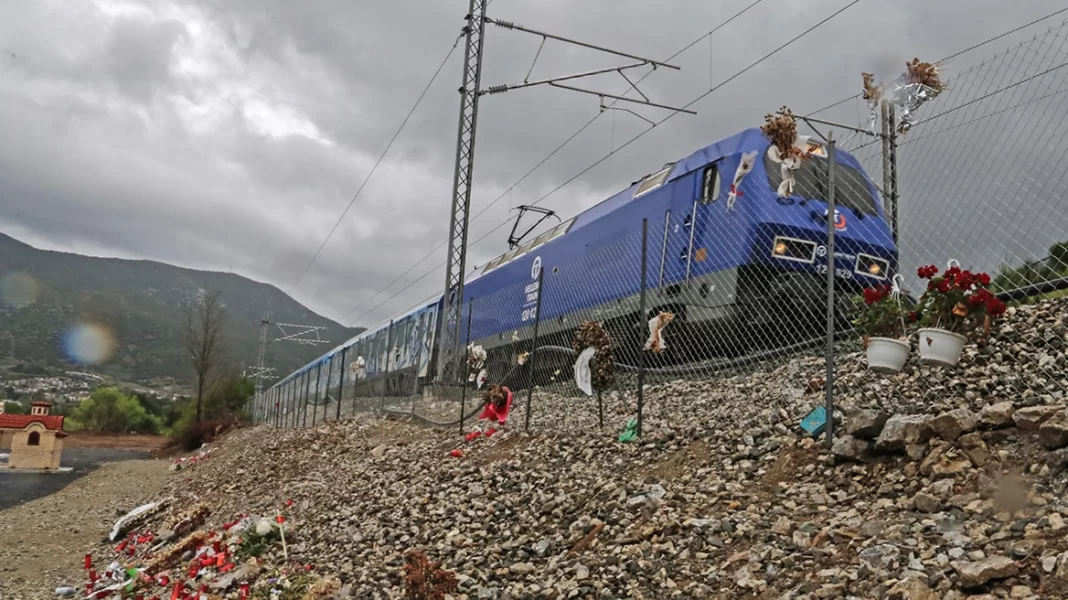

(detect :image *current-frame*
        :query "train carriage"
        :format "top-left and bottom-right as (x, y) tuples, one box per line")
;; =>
(271, 127), (898, 400)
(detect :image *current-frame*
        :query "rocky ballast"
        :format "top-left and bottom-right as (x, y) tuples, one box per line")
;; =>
(10, 296), (1068, 599)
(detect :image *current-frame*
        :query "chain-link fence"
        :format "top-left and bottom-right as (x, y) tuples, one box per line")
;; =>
(253, 20), (1068, 443)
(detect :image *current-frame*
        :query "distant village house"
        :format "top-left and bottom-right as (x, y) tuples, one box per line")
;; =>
(0, 401), (67, 470)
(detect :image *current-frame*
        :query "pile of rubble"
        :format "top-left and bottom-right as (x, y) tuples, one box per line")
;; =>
(30, 296), (1068, 599)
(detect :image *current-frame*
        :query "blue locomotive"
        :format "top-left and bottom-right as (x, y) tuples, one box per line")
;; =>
(273, 127), (897, 399)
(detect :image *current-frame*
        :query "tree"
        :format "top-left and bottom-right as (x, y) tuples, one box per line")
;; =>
(69, 387), (160, 433)
(181, 290), (226, 423)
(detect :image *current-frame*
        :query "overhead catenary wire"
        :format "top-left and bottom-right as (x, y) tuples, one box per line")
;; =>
(337, 0), (769, 323)
(344, 0), (862, 328)
(804, 5), (1068, 117)
(288, 34), (463, 291)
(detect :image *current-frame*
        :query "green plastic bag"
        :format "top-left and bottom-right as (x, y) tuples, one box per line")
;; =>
(618, 418), (638, 443)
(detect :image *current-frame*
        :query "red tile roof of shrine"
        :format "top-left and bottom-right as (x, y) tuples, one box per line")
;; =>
(0, 414), (65, 431)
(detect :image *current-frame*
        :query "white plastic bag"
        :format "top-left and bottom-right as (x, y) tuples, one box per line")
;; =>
(573, 346), (597, 396)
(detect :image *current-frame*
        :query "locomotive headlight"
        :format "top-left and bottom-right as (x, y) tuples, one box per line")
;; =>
(855, 253), (889, 280)
(770, 236), (817, 263)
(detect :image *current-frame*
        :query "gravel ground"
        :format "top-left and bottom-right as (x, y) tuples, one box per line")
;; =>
(0, 458), (171, 599)
(3, 298), (1067, 599)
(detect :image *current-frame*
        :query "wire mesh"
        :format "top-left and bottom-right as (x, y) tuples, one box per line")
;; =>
(257, 21), (1068, 441)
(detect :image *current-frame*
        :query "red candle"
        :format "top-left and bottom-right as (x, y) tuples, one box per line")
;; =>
(85, 554), (93, 569)
(239, 583), (249, 599)
(170, 583), (182, 600)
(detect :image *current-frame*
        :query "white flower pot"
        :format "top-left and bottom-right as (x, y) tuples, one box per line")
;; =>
(866, 337), (910, 373)
(917, 327), (968, 367)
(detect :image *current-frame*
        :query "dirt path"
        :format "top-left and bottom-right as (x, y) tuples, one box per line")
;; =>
(0, 459), (171, 599)
(62, 431), (170, 451)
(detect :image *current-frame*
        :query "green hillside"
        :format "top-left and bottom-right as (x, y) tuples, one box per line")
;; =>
(0, 232), (364, 384)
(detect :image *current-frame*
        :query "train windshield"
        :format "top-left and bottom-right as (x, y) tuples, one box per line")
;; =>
(762, 151), (878, 218)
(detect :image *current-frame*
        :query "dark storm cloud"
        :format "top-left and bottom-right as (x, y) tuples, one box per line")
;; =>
(2, 0), (1067, 340)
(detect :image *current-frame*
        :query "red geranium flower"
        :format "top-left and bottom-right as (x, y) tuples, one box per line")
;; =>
(986, 297), (1007, 316)
(917, 265), (938, 279)
(977, 273), (991, 286)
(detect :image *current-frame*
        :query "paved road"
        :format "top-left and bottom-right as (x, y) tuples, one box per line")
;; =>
(0, 448), (150, 511)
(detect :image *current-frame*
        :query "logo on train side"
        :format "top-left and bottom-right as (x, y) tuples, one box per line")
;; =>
(823, 208), (847, 231)
(531, 256), (542, 280)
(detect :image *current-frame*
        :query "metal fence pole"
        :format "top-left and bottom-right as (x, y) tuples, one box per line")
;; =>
(524, 267), (545, 432)
(382, 319), (395, 412)
(313, 362), (322, 426)
(597, 389), (604, 429)
(270, 388), (276, 428)
(636, 218), (649, 437)
(351, 356), (360, 416)
(282, 381), (288, 428)
(459, 297), (474, 434)
(411, 317), (426, 415)
(336, 347), (348, 421)
(824, 135), (838, 449)
(887, 103), (899, 252)
(302, 368), (311, 428)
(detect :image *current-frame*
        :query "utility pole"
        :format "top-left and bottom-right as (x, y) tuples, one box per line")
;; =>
(434, 4), (694, 384)
(249, 315), (330, 423)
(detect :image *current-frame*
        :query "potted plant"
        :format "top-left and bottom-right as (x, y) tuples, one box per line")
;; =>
(852, 275), (913, 373)
(914, 260), (1006, 367)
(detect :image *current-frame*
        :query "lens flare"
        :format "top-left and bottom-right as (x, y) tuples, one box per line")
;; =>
(62, 322), (117, 365)
(0, 272), (40, 308)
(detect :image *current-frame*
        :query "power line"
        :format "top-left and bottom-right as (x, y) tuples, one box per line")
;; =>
(338, 0), (769, 323)
(805, 6), (1068, 117)
(289, 34), (463, 290)
(344, 0), (862, 327)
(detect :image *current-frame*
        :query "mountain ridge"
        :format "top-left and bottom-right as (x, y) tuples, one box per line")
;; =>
(0, 231), (364, 385)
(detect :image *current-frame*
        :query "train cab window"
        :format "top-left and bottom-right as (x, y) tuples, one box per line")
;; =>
(633, 163), (676, 198)
(701, 165), (721, 204)
(762, 151), (878, 217)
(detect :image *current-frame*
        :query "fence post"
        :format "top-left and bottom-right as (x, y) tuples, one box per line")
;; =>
(284, 377), (292, 424)
(459, 297), (474, 434)
(313, 362), (324, 426)
(356, 352), (365, 414)
(382, 319), (395, 412)
(636, 218), (649, 437)
(336, 347), (348, 421)
(597, 389), (604, 429)
(524, 267), (545, 432)
(824, 135), (838, 449)
(411, 317), (426, 415)
(302, 368), (312, 428)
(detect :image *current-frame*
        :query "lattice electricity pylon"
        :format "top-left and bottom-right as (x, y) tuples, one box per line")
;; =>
(434, 1), (695, 384)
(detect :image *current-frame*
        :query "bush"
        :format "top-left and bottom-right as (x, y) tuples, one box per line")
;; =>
(2, 401), (25, 415)
(172, 419), (233, 452)
(403, 550), (458, 600)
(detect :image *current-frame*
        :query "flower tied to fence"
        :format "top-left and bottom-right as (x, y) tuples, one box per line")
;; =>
(571, 321), (615, 393)
(860, 57), (945, 134)
(761, 107), (812, 199)
(915, 259), (1006, 337)
(726, 151), (757, 212)
(643, 312), (675, 353)
(466, 344), (487, 388)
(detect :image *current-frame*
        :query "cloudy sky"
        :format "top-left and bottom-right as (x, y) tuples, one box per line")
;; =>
(3, 0), (1067, 332)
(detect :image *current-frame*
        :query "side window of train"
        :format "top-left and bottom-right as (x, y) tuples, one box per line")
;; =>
(701, 164), (721, 204)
